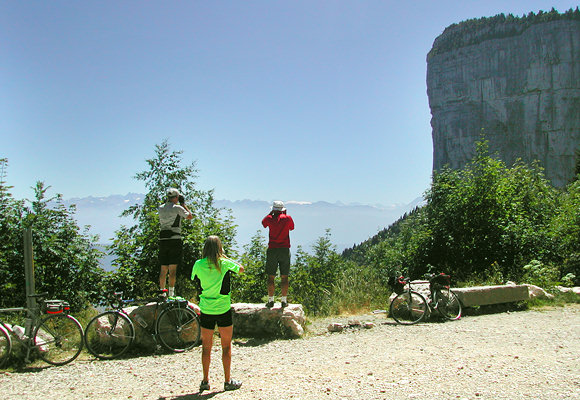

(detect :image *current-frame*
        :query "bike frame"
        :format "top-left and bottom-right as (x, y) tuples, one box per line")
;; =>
(0, 305), (43, 362)
(106, 293), (188, 342)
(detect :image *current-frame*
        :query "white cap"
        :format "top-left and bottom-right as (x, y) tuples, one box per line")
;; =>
(167, 188), (181, 198)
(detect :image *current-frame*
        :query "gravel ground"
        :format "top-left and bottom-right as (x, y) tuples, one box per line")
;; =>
(1, 304), (579, 400)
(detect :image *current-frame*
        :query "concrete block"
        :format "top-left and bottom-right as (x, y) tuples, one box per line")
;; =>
(452, 285), (529, 307)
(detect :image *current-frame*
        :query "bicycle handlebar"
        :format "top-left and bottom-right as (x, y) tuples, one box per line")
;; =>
(27, 292), (49, 298)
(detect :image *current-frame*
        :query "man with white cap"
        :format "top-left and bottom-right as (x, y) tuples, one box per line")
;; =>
(158, 188), (193, 297)
(262, 200), (295, 308)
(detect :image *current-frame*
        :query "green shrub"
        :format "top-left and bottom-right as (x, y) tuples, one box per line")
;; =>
(522, 260), (560, 288)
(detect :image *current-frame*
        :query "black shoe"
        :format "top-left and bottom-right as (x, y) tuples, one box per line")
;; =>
(199, 380), (210, 392)
(266, 301), (274, 308)
(281, 301), (288, 308)
(224, 378), (242, 391)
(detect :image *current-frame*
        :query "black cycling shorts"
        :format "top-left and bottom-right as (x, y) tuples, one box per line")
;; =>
(159, 239), (183, 265)
(200, 309), (233, 330)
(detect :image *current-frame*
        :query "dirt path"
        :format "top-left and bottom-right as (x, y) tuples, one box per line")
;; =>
(1, 305), (579, 399)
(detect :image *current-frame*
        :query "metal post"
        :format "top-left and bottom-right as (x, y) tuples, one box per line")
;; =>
(23, 227), (36, 336)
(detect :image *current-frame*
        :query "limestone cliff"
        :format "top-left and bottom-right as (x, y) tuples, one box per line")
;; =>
(427, 13), (580, 187)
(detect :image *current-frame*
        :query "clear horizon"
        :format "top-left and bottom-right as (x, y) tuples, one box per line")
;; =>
(2, 1), (577, 206)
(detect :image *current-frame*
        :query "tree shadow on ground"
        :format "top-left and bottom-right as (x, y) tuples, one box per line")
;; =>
(160, 391), (222, 400)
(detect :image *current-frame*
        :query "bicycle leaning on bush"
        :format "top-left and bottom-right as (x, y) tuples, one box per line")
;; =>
(84, 291), (201, 360)
(388, 273), (462, 325)
(0, 292), (84, 367)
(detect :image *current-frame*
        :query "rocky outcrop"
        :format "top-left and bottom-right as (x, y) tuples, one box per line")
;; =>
(427, 17), (580, 187)
(231, 303), (306, 338)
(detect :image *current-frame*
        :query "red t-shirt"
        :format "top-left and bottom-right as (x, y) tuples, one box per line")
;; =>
(262, 213), (295, 248)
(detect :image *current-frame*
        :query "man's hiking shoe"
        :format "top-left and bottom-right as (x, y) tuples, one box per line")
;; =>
(266, 301), (274, 308)
(224, 379), (242, 391)
(281, 301), (288, 308)
(199, 380), (210, 392)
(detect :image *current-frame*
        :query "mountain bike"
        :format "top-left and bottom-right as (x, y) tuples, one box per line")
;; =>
(389, 273), (462, 325)
(0, 292), (84, 367)
(84, 291), (201, 359)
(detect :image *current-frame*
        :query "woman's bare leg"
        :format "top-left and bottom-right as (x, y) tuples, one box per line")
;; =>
(218, 325), (233, 383)
(201, 327), (214, 382)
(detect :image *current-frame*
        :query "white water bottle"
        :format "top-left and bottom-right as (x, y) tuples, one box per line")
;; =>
(134, 314), (148, 328)
(13, 325), (26, 339)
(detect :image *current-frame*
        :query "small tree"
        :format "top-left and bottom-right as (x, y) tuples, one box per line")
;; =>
(108, 140), (237, 300)
(550, 177), (580, 284)
(24, 182), (105, 310)
(290, 229), (341, 315)
(0, 158), (26, 307)
(233, 231), (268, 302)
(422, 139), (557, 281)
(0, 159), (104, 309)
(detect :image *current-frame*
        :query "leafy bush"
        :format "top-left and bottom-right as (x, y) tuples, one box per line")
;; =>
(232, 231), (268, 303)
(522, 260), (560, 288)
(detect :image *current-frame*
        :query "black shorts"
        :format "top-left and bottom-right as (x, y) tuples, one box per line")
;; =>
(200, 309), (233, 330)
(159, 239), (183, 265)
(265, 247), (291, 276)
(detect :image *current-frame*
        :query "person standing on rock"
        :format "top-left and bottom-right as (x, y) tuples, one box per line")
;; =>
(158, 188), (193, 297)
(262, 200), (295, 308)
(191, 235), (244, 393)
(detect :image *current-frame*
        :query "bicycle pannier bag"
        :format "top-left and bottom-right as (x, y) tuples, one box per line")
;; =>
(388, 276), (406, 295)
(429, 273), (451, 287)
(42, 300), (70, 314)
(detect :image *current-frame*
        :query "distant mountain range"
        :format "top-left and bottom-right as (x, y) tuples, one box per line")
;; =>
(64, 194), (423, 254)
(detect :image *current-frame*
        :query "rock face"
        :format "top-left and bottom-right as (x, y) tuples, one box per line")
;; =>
(427, 18), (580, 187)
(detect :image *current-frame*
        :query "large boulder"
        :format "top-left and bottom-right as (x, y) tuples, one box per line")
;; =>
(231, 303), (306, 338)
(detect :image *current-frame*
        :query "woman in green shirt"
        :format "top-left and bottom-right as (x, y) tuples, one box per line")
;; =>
(191, 235), (244, 393)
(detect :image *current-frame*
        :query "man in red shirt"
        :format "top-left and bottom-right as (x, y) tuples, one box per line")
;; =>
(262, 201), (295, 308)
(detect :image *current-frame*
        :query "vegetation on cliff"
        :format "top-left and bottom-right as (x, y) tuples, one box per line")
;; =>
(344, 138), (579, 289)
(428, 7), (580, 59)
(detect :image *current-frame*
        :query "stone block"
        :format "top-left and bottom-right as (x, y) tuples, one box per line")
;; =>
(452, 285), (529, 307)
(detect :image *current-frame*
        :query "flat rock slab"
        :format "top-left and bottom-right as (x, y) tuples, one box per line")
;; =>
(452, 285), (529, 307)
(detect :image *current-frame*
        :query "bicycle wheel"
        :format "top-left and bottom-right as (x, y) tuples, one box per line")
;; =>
(436, 288), (462, 320)
(156, 306), (200, 352)
(34, 314), (83, 366)
(0, 324), (12, 368)
(85, 311), (135, 359)
(389, 290), (428, 325)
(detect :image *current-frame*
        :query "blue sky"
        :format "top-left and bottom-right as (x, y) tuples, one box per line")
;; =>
(2, 1), (577, 206)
